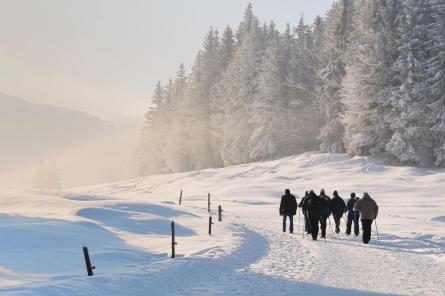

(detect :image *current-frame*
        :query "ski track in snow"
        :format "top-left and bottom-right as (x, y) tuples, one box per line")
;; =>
(1, 153), (444, 295)
(233, 216), (445, 296)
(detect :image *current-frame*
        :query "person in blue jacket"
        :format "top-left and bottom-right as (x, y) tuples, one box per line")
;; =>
(318, 189), (331, 239)
(345, 192), (360, 236)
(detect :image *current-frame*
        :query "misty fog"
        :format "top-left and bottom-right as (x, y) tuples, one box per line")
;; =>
(0, 0), (335, 190)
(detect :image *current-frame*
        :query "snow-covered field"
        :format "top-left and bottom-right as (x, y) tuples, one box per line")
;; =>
(0, 152), (444, 295)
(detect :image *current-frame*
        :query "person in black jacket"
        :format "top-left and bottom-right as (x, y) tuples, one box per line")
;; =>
(330, 190), (346, 233)
(304, 190), (322, 240)
(318, 189), (331, 239)
(299, 191), (310, 234)
(279, 189), (298, 233)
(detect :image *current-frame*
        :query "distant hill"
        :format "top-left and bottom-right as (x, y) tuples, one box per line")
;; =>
(0, 93), (114, 171)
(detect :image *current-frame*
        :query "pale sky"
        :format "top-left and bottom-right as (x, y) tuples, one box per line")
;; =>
(0, 0), (334, 124)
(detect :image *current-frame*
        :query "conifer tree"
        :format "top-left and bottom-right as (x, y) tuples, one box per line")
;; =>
(385, 0), (435, 166)
(318, 0), (355, 153)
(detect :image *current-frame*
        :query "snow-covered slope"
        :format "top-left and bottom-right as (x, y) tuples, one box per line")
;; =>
(0, 153), (444, 295)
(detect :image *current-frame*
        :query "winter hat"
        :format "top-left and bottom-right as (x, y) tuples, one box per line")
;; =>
(363, 192), (370, 198)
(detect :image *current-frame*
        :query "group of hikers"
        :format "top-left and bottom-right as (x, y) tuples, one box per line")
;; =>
(279, 189), (379, 244)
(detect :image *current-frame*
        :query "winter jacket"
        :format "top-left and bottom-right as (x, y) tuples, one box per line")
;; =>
(305, 193), (322, 218)
(331, 196), (346, 217)
(354, 195), (379, 220)
(319, 194), (331, 217)
(346, 197), (359, 217)
(280, 194), (297, 216)
(299, 195), (308, 210)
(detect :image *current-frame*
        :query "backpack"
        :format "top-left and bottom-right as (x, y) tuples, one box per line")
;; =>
(308, 196), (320, 212)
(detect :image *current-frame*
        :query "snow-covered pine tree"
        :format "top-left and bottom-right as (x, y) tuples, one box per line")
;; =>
(427, 0), (445, 166)
(211, 4), (260, 165)
(341, 0), (398, 156)
(209, 25), (236, 166)
(248, 39), (281, 160)
(184, 28), (223, 170)
(385, 0), (436, 166)
(285, 16), (321, 152)
(318, 0), (355, 153)
(236, 2), (255, 45)
(218, 25), (236, 72)
(139, 81), (165, 175)
(164, 63), (193, 172)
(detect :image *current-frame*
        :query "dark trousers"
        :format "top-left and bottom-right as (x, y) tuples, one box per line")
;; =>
(361, 219), (373, 244)
(283, 215), (294, 233)
(310, 217), (320, 240)
(320, 216), (328, 238)
(346, 215), (360, 235)
(333, 215), (341, 233)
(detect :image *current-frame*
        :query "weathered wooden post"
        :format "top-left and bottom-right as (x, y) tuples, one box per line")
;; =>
(179, 190), (183, 205)
(208, 216), (213, 235)
(208, 193), (211, 212)
(171, 221), (177, 258)
(218, 205), (222, 222)
(82, 246), (95, 276)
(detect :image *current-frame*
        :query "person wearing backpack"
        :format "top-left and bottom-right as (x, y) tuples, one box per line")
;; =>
(330, 190), (346, 233)
(279, 189), (298, 233)
(319, 189), (331, 239)
(305, 190), (322, 240)
(345, 192), (360, 236)
(354, 192), (379, 244)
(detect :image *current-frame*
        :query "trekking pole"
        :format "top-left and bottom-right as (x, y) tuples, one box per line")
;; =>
(374, 219), (381, 245)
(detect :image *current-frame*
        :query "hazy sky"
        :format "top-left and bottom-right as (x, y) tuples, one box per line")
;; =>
(0, 0), (334, 123)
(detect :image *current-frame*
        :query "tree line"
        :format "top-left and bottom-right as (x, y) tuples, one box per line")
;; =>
(138, 0), (445, 175)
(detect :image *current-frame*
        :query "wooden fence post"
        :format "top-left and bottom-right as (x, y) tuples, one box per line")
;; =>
(208, 193), (211, 212)
(82, 246), (95, 276)
(208, 216), (213, 235)
(171, 221), (177, 258)
(218, 205), (222, 222)
(179, 190), (183, 205)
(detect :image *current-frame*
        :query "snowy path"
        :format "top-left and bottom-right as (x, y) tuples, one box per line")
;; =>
(227, 214), (445, 296)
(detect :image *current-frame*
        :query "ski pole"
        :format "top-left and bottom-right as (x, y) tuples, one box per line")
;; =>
(374, 219), (381, 245)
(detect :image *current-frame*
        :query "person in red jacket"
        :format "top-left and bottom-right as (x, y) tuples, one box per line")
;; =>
(279, 189), (298, 233)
